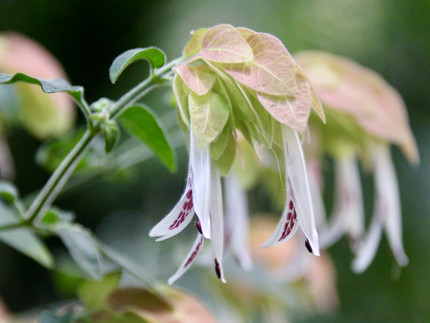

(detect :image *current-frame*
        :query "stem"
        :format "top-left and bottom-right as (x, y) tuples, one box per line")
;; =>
(23, 57), (182, 224)
(25, 129), (96, 222)
(110, 57), (184, 119)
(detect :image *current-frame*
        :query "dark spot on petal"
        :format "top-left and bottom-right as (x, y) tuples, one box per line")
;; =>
(195, 221), (202, 234)
(305, 239), (313, 253)
(214, 259), (221, 279)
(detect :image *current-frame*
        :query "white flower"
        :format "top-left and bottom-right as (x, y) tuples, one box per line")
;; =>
(262, 126), (320, 256)
(150, 131), (225, 284)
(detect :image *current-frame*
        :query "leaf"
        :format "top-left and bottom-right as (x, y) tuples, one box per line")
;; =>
(214, 136), (236, 176)
(224, 32), (297, 96)
(210, 122), (232, 160)
(0, 202), (54, 268)
(173, 74), (190, 128)
(188, 91), (230, 149)
(199, 24), (253, 63)
(183, 28), (208, 57)
(257, 76), (312, 133)
(174, 61), (216, 95)
(109, 47), (166, 84)
(0, 181), (18, 203)
(78, 272), (122, 312)
(119, 105), (176, 172)
(57, 224), (103, 280)
(101, 120), (119, 153)
(0, 72), (88, 114)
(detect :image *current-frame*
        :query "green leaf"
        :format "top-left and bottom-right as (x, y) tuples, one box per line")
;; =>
(0, 72), (89, 116)
(78, 272), (122, 312)
(109, 47), (166, 84)
(57, 224), (103, 280)
(119, 105), (175, 172)
(188, 91), (230, 149)
(101, 120), (119, 153)
(183, 28), (208, 57)
(214, 135), (236, 176)
(173, 74), (190, 128)
(0, 181), (18, 203)
(0, 202), (54, 267)
(210, 122), (232, 160)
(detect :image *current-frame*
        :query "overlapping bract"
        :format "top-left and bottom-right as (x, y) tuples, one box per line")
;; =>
(151, 25), (324, 284)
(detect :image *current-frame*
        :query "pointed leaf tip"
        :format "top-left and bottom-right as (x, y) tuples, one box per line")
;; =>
(109, 47), (166, 84)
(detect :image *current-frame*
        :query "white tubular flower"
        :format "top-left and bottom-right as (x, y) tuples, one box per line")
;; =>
(296, 50), (419, 272)
(263, 126), (320, 256)
(150, 131), (225, 284)
(224, 173), (252, 271)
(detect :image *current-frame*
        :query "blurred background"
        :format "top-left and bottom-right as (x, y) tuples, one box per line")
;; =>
(0, 0), (429, 322)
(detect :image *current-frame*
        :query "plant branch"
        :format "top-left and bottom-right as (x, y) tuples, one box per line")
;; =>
(23, 57), (181, 224)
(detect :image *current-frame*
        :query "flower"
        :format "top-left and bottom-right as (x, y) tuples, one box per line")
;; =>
(295, 51), (419, 272)
(150, 25), (324, 283)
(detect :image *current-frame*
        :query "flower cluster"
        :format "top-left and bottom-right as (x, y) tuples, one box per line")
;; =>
(150, 24), (324, 283)
(295, 51), (418, 272)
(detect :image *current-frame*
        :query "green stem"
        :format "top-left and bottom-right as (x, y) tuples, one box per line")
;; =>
(23, 57), (182, 224)
(25, 129), (97, 223)
(110, 57), (184, 119)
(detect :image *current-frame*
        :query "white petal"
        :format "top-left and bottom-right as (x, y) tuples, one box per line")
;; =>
(224, 174), (252, 270)
(190, 130), (212, 238)
(209, 165), (226, 282)
(351, 215), (383, 273)
(320, 157), (364, 250)
(373, 144), (408, 266)
(149, 179), (195, 241)
(307, 159), (326, 230)
(282, 126), (320, 255)
(168, 233), (205, 285)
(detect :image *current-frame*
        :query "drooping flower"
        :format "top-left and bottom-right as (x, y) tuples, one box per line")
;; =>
(295, 51), (419, 272)
(150, 25), (325, 283)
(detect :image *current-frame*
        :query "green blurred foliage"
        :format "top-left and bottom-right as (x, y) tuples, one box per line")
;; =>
(0, 0), (429, 322)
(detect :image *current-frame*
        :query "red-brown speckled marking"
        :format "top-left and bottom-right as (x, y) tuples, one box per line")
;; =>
(214, 259), (221, 279)
(184, 236), (203, 268)
(278, 199), (297, 242)
(169, 188), (194, 230)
